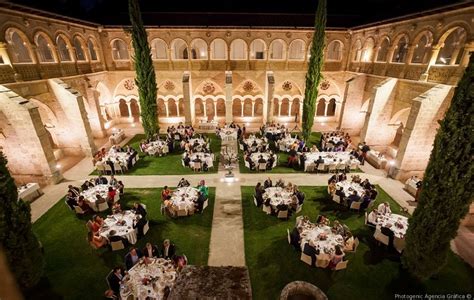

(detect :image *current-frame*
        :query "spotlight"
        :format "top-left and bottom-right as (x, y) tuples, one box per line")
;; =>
(389, 160), (395, 166)
(132, 123), (136, 127)
(56, 164), (61, 169)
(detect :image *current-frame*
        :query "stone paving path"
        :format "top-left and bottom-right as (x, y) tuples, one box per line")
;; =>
(29, 129), (473, 267)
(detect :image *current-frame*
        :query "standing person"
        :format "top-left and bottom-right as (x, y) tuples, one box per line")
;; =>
(415, 180), (423, 202)
(360, 142), (370, 165)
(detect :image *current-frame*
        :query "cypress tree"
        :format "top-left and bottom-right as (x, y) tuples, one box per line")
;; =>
(0, 152), (45, 289)
(302, 0), (326, 142)
(402, 54), (474, 279)
(128, 0), (159, 139)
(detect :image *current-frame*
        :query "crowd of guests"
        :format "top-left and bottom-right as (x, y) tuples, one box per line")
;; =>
(65, 175), (125, 214)
(260, 123), (288, 141)
(289, 216), (355, 269)
(328, 173), (378, 211)
(216, 122), (245, 139)
(93, 145), (138, 174)
(105, 239), (187, 299)
(254, 178), (305, 216)
(320, 131), (352, 152)
(167, 123), (195, 140)
(161, 179), (209, 216)
(243, 151), (276, 171)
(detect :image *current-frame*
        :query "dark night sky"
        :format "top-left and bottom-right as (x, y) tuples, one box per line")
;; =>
(7, 0), (470, 27)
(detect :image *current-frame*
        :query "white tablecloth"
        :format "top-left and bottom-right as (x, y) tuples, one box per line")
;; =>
(170, 187), (199, 213)
(189, 138), (207, 152)
(263, 187), (293, 208)
(100, 210), (139, 244)
(404, 178), (421, 196)
(80, 184), (115, 211)
(219, 129), (238, 140)
(17, 183), (41, 202)
(249, 152), (277, 168)
(264, 127), (284, 135)
(376, 213), (409, 239)
(299, 220), (345, 255)
(326, 136), (345, 145)
(335, 181), (366, 197)
(120, 258), (177, 300)
(104, 149), (134, 167)
(278, 137), (298, 151)
(109, 130), (125, 145)
(304, 152), (360, 171)
(244, 136), (265, 147)
(185, 152), (214, 169)
(145, 141), (169, 156)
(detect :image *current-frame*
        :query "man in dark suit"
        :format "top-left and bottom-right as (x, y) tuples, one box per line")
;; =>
(133, 216), (148, 238)
(125, 247), (142, 270)
(107, 266), (125, 296)
(315, 156), (325, 169)
(160, 239), (176, 259)
(360, 142), (370, 165)
(194, 191), (207, 213)
(68, 185), (80, 197)
(133, 202), (147, 218)
(347, 191), (361, 207)
(142, 242), (159, 258)
(264, 178), (272, 189)
(95, 175), (108, 185)
(290, 227), (302, 250)
(108, 230), (128, 246)
(183, 153), (191, 167)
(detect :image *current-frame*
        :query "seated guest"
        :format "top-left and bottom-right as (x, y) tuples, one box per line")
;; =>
(344, 232), (355, 252)
(315, 156), (325, 169)
(316, 215), (330, 226)
(133, 215), (148, 238)
(109, 175), (118, 187)
(108, 230), (127, 245)
(106, 266), (125, 296)
(377, 202), (391, 215)
(328, 180), (337, 195)
(133, 202), (147, 218)
(258, 155), (267, 165)
(267, 154), (275, 170)
(275, 178), (285, 188)
(161, 186), (172, 201)
(360, 193), (372, 211)
(95, 193), (106, 208)
(287, 149), (298, 167)
(77, 196), (92, 213)
(337, 172), (347, 182)
(194, 191), (207, 212)
(125, 247), (143, 270)
(95, 175), (108, 185)
(182, 153), (191, 167)
(66, 191), (78, 210)
(112, 202), (122, 214)
(81, 180), (91, 191)
(68, 185), (81, 197)
(264, 177), (273, 189)
(295, 189), (305, 205)
(173, 255), (187, 272)
(367, 209), (378, 226)
(370, 187), (378, 200)
(117, 181), (125, 195)
(196, 180), (209, 198)
(290, 227), (303, 250)
(177, 178), (190, 188)
(88, 231), (108, 249)
(107, 187), (117, 207)
(328, 245), (345, 269)
(160, 239), (176, 259)
(254, 182), (264, 207)
(90, 215), (103, 233)
(347, 191), (361, 207)
(290, 195), (299, 211)
(142, 242), (159, 258)
(245, 155), (255, 170)
(332, 220), (345, 236)
(381, 225), (395, 248)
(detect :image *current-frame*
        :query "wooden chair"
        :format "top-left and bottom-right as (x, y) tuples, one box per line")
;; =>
(332, 194), (341, 204)
(394, 236), (406, 253)
(374, 227), (390, 246)
(143, 221), (150, 235)
(202, 199), (209, 212)
(253, 196), (258, 207)
(262, 205), (272, 215)
(96, 164), (105, 175)
(315, 254), (330, 268)
(287, 228), (291, 245)
(97, 201), (109, 212)
(300, 252), (313, 266)
(114, 163), (123, 174)
(74, 206), (86, 216)
(328, 164), (337, 173)
(334, 260), (348, 271)
(346, 237), (360, 253)
(258, 163), (267, 172)
(317, 163), (326, 173)
(350, 201), (362, 212)
(277, 210), (289, 220)
(295, 205), (302, 214)
(110, 240), (125, 251)
(104, 164), (113, 175)
(86, 220), (94, 232)
(177, 209), (188, 217)
(193, 162), (202, 172)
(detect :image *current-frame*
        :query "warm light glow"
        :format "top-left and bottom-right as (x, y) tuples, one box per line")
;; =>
(246, 122), (250, 127)
(104, 121), (112, 130)
(56, 164), (61, 169)
(440, 57), (446, 64)
(389, 160), (396, 166)
(321, 122), (326, 126)
(132, 123), (136, 127)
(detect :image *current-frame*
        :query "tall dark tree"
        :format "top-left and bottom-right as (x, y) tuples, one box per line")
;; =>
(0, 152), (45, 289)
(128, 0), (159, 138)
(302, 0), (326, 141)
(402, 54), (474, 279)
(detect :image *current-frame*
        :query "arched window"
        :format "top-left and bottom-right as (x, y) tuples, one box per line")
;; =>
(210, 39), (227, 60)
(57, 35), (72, 62)
(391, 35), (409, 63)
(436, 27), (467, 65)
(73, 36), (87, 61)
(269, 39), (286, 60)
(230, 39), (247, 60)
(352, 39), (362, 62)
(171, 39), (188, 60)
(376, 38), (390, 62)
(87, 38), (98, 61)
(190, 39), (207, 59)
(411, 32), (432, 64)
(326, 40), (343, 61)
(288, 39), (305, 60)
(316, 99), (326, 116)
(111, 39), (129, 60)
(6, 29), (32, 63)
(151, 39), (168, 60)
(250, 39), (266, 60)
(361, 38), (375, 62)
(327, 98), (336, 116)
(35, 34), (55, 63)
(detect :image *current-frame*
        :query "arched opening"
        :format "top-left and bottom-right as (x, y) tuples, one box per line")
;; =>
(168, 99), (178, 117)
(194, 98), (204, 117)
(361, 38), (375, 62)
(243, 99), (252, 117)
(190, 39), (208, 59)
(151, 39), (168, 60)
(411, 31), (433, 64)
(157, 99), (166, 117)
(119, 99), (129, 117)
(57, 35), (73, 62)
(376, 38), (390, 62)
(436, 27), (467, 65)
(327, 98), (336, 116)
(326, 40), (343, 61)
(269, 39), (286, 60)
(178, 98), (185, 116)
(232, 99), (242, 116)
(281, 98), (290, 116)
(73, 36), (87, 61)
(210, 39), (227, 60)
(171, 39), (188, 60)
(316, 99), (326, 116)
(130, 99), (140, 120)
(288, 40), (305, 60)
(352, 39), (362, 62)
(205, 99), (214, 119)
(6, 29), (33, 63)
(291, 98), (301, 117)
(250, 39), (266, 60)
(216, 99), (226, 116)
(35, 33), (55, 63)
(111, 39), (129, 60)
(254, 99), (263, 116)
(230, 39), (247, 60)
(391, 35), (409, 63)
(273, 98), (279, 116)
(87, 38), (98, 61)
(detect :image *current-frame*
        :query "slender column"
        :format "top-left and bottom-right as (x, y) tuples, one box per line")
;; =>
(225, 71), (233, 123)
(164, 100), (169, 117)
(324, 101), (329, 116)
(177, 101), (180, 117)
(182, 72), (192, 125)
(126, 101), (132, 117)
(0, 42), (12, 65)
(251, 99), (256, 117)
(460, 44), (474, 66)
(213, 100), (217, 119)
(266, 72), (275, 123)
(288, 99), (293, 117)
(449, 45), (463, 66)
(277, 99), (282, 117)
(240, 100), (244, 117)
(420, 45), (441, 81)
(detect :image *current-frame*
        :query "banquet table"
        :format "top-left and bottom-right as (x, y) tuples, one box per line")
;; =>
(264, 127), (284, 135)
(335, 181), (366, 198)
(188, 138), (207, 152)
(404, 177), (421, 196)
(248, 152), (277, 169)
(186, 152), (214, 169)
(366, 150), (387, 169)
(263, 187), (293, 209)
(326, 136), (345, 145)
(105, 149), (134, 167)
(80, 184), (115, 211)
(376, 213), (409, 239)
(120, 257), (177, 300)
(99, 210), (140, 244)
(278, 136), (298, 152)
(303, 152), (360, 171)
(219, 128), (238, 140)
(169, 187), (200, 215)
(17, 183), (42, 202)
(109, 129), (125, 145)
(299, 220), (345, 256)
(145, 140), (169, 156)
(243, 136), (266, 149)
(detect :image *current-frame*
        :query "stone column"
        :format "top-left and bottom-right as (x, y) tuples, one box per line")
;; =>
(87, 85), (107, 138)
(288, 99), (293, 117)
(420, 45), (441, 81)
(182, 72), (193, 125)
(460, 43), (474, 66)
(266, 72), (275, 123)
(0, 42), (13, 65)
(225, 71), (233, 123)
(126, 101), (132, 118)
(204, 100), (208, 118)
(213, 100), (218, 119)
(164, 100), (169, 117)
(167, 48), (173, 70)
(324, 101), (329, 116)
(240, 100), (244, 117)
(251, 99), (256, 117)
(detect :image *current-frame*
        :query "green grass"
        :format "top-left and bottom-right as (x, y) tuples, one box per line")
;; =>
(29, 187), (215, 300)
(238, 132), (322, 173)
(92, 133), (221, 175)
(241, 185), (474, 300)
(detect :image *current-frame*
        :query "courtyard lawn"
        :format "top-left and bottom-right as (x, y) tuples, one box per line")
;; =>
(241, 186), (474, 300)
(238, 132), (322, 173)
(29, 188), (215, 300)
(93, 133), (221, 175)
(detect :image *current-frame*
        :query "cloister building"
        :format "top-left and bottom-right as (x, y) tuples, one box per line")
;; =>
(0, 2), (472, 185)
